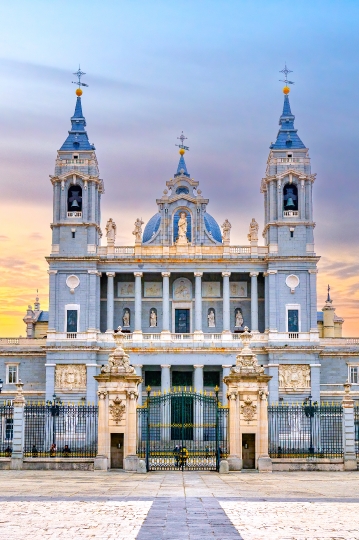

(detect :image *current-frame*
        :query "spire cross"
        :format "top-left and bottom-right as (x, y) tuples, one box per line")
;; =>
(279, 63), (295, 86)
(327, 284), (332, 303)
(72, 65), (89, 88)
(175, 131), (189, 151)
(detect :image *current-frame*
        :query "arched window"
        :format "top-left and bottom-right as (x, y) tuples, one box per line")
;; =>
(207, 308), (216, 328)
(67, 185), (83, 212)
(173, 209), (191, 243)
(283, 184), (298, 211)
(149, 308), (157, 328)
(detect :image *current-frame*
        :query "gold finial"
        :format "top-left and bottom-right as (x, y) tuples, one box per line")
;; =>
(72, 66), (88, 96)
(279, 63), (294, 95)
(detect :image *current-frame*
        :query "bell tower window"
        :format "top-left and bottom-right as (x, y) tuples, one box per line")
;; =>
(283, 183), (298, 214)
(67, 185), (82, 217)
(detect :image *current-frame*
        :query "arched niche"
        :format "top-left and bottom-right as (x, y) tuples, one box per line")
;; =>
(234, 308), (244, 329)
(207, 308), (216, 328)
(149, 308), (157, 328)
(283, 183), (298, 211)
(172, 277), (192, 300)
(122, 308), (131, 328)
(173, 208), (192, 243)
(68, 185), (83, 212)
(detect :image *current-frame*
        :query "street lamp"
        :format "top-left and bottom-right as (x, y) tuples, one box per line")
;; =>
(46, 394), (62, 446)
(0, 379), (3, 393)
(303, 395), (318, 455)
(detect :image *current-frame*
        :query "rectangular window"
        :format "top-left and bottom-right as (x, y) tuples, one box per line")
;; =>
(7, 365), (18, 384)
(350, 366), (358, 384)
(66, 309), (78, 333)
(204, 371), (220, 388)
(288, 309), (299, 333)
(172, 371), (192, 387)
(145, 371), (161, 387)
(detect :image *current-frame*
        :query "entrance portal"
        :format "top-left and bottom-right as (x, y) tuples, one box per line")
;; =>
(110, 433), (124, 469)
(242, 433), (255, 469)
(175, 309), (190, 333)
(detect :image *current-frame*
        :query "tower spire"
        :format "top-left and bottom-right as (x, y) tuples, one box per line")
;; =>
(174, 131), (190, 177)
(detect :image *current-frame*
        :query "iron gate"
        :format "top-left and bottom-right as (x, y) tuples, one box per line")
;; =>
(137, 388), (229, 471)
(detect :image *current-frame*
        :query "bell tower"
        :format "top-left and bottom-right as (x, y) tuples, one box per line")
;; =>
(50, 68), (104, 257)
(261, 66), (316, 256)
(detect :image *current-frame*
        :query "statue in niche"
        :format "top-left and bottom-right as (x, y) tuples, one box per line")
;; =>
(150, 310), (157, 327)
(247, 218), (259, 242)
(208, 309), (215, 328)
(105, 218), (116, 245)
(221, 219), (231, 242)
(132, 218), (144, 243)
(235, 310), (244, 328)
(177, 212), (188, 244)
(123, 310), (130, 327)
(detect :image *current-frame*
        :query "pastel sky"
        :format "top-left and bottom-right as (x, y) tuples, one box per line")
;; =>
(0, 0), (358, 336)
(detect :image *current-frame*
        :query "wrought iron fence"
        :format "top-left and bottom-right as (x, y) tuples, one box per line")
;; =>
(0, 403), (13, 457)
(24, 404), (98, 458)
(355, 405), (359, 458)
(268, 402), (343, 458)
(137, 388), (229, 471)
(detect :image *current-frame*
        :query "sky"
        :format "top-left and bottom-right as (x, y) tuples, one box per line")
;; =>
(0, 0), (358, 336)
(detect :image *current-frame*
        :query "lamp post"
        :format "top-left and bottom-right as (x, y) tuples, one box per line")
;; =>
(303, 395), (318, 455)
(46, 394), (62, 447)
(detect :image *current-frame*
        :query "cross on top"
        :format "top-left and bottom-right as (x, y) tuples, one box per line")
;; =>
(279, 63), (295, 86)
(175, 131), (190, 151)
(72, 66), (89, 88)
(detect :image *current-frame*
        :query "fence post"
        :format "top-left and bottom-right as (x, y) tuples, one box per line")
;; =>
(10, 380), (26, 470)
(342, 381), (357, 471)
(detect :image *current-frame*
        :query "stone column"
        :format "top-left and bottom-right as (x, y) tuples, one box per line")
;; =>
(161, 365), (171, 392)
(133, 272), (143, 335)
(257, 389), (272, 472)
(250, 272), (259, 332)
(88, 270), (100, 332)
(10, 381), (26, 470)
(47, 270), (57, 332)
(264, 272), (269, 332)
(342, 382), (357, 471)
(193, 365), (204, 392)
(133, 364), (143, 405)
(222, 271), (231, 335)
(221, 365), (232, 405)
(267, 364), (279, 404)
(161, 365), (171, 441)
(94, 389), (109, 470)
(45, 364), (56, 401)
(106, 272), (115, 332)
(310, 364), (321, 403)
(308, 270), (319, 337)
(161, 272), (171, 337)
(86, 364), (98, 403)
(267, 270), (277, 333)
(193, 365), (204, 441)
(194, 272), (203, 336)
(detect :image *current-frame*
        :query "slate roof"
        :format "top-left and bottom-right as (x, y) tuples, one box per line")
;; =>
(59, 97), (95, 151)
(143, 213), (161, 243)
(270, 95), (305, 150)
(174, 154), (190, 177)
(37, 311), (49, 322)
(204, 213), (222, 243)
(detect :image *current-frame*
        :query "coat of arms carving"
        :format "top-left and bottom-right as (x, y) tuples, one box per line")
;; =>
(241, 396), (257, 422)
(109, 396), (126, 424)
(55, 365), (86, 391)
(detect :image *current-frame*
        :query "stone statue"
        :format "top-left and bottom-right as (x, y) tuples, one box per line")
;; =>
(123, 310), (130, 327)
(177, 212), (188, 244)
(105, 218), (116, 245)
(208, 309), (215, 327)
(150, 310), (157, 327)
(132, 218), (144, 243)
(247, 218), (259, 242)
(221, 219), (231, 242)
(235, 310), (244, 328)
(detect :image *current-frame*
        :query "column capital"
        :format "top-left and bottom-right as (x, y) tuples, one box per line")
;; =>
(249, 272), (259, 277)
(132, 364), (143, 368)
(308, 269), (318, 274)
(222, 271), (231, 277)
(106, 272), (116, 277)
(47, 270), (58, 275)
(267, 270), (277, 275)
(88, 270), (102, 276)
(160, 364), (171, 368)
(193, 364), (204, 369)
(194, 272), (203, 277)
(161, 272), (171, 277)
(263, 272), (269, 277)
(134, 272), (143, 278)
(222, 364), (233, 368)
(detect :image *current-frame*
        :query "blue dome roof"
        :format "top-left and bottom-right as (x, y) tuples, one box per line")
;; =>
(204, 213), (222, 243)
(143, 213), (161, 243)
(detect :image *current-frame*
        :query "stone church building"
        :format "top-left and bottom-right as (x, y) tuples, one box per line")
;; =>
(1, 83), (358, 407)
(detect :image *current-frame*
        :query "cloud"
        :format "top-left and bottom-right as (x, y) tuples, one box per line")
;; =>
(0, 235), (8, 241)
(28, 232), (44, 240)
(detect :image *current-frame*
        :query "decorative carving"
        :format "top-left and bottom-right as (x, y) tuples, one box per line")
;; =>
(247, 218), (259, 242)
(97, 390), (108, 400)
(128, 390), (138, 400)
(221, 219), (231, 243)
(230, 282), (247, 298)
(241, 396), (257, 421)
(109, 396), (126, 424)
(55, 365), (86, 391)
(202, 282), (220, 298)
(150, 309), (157, 327)
(66, 275), (80, 294)
(101, 331), (136, 375)
(227, 391), (238, 401)
(235, 309), (244, 328)
(173, 278), (192, 300)
(176, 212), (188, 245)
(118, 282), (135, 297)
(285, 274), (300, 293)
(278, 364), (311, 391)
(105, 218), (116, 245)
(122, 309), (130, 327)
(259, 389), (269, 401)
(144, 282), (163, 297)
(207, 309), (215, 327)
(132, 218), (144, 243)
(230, 327), (264, 375)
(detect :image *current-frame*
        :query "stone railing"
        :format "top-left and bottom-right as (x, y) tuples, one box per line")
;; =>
(320, 338), (359, 347)
(97, 244), (269, 258)
(0, 338), (47, 346)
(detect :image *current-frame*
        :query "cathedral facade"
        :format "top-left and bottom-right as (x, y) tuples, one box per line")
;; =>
(1, 84), (358, 406)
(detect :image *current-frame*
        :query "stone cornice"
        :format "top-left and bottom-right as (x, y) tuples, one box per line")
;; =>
(262, 221), (316, 235)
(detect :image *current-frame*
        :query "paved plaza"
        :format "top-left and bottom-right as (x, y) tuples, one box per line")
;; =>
(0, 471), (359, 539)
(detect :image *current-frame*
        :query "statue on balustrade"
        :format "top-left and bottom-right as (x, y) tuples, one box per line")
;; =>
(208, 309), (215, 328)
(247, 218), (259, 242)
(150, 309), (157, 327)
(105, 218), (116, 245)
(123, 309), (130, 327)
(132, 218), (144, 243)
(221, 219), (231, 242)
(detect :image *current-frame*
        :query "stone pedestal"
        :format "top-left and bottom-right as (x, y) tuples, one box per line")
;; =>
(342, 382), (357, 471)
(223, 327), (272, 473)
(94, 332), (142, 471)
(10, 381), (26, 470)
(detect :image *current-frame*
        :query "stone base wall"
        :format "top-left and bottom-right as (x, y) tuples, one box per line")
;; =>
(22, 458), (94, 471)
(0, 458), (11, 470)
(272, 458), (347, 472)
